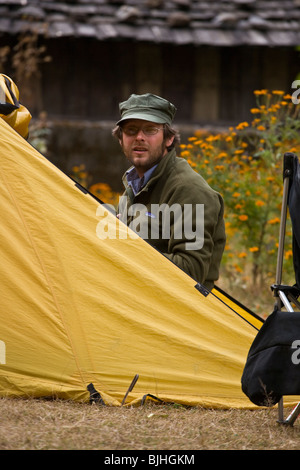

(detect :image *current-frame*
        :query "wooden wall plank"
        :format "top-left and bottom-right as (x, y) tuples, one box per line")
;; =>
(193, 47), (220, 124)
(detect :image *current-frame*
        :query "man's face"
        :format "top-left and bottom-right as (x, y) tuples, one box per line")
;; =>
(119, 119), (174, 177)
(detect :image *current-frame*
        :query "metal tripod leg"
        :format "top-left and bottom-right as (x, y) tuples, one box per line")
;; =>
(275, 155), (292, 424)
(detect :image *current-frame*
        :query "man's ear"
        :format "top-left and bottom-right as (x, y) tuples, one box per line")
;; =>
(166, 135), (175, 148)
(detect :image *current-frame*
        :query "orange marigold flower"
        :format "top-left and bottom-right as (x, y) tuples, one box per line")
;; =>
(236, 121), (249, 130)
(234, 264), (243, 273)
(272, 90), (285, 95)
(90, 182), (111, 192)
(254, 89), (268, 95)
(255, 200), (265, 206)
(206, 135), (217, 142)
(238, 252), (247, 258)
(285, 250), (293, 260)
(195, 129), (205, 138)
(268, 217), (280, 225)
(239, 215), (248, 221)
(249, 247), (259, 252)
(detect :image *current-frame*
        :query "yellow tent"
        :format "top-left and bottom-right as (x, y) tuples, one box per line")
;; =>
(0, 117), (265, 408)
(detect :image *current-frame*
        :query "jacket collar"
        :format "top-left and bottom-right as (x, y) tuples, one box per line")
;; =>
(122, 148), (176, 194)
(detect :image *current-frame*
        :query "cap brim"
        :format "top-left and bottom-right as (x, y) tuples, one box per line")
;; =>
(117, 112), (167, 126)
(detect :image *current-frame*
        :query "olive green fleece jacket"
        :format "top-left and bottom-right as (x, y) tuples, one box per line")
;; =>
(118, 148), (226, 290)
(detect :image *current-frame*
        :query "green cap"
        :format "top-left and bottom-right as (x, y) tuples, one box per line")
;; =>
(117, 93), (176, 126)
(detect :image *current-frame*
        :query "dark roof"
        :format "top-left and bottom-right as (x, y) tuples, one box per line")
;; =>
(1, 0), (300, 46)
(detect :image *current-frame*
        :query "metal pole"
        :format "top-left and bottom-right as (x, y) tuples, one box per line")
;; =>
(275, 158), (292, 423)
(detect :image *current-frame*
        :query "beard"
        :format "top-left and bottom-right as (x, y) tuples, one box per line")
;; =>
(121, 141), (167, 176)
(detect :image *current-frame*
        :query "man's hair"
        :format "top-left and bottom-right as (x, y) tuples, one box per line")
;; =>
(112, 123), (180, 151)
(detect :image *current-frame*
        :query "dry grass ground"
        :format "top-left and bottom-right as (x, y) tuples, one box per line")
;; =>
(0, 397), (300, 451)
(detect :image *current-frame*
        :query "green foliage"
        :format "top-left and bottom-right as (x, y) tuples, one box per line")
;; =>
(180, 90), (300, 314)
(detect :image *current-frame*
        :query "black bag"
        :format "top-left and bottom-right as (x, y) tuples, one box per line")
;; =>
(241, 308), (300, 406)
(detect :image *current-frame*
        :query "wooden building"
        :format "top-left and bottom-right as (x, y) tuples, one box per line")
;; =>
(1, 0), (300, 189)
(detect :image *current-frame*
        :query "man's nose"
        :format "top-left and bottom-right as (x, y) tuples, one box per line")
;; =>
(135, 129), (145, 138)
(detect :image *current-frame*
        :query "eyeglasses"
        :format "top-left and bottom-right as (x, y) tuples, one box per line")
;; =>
(121, 125), (164, 136)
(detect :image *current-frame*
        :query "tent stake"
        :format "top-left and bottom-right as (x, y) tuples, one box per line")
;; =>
(121, 374), (139, 406)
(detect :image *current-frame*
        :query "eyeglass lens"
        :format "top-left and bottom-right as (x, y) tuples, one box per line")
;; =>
(122, 126), (163, 136)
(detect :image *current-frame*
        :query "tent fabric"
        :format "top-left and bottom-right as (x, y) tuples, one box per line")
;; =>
(0, 117), (275, 409)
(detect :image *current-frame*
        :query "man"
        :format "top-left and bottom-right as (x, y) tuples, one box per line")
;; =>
(112, 93), (226, 290)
